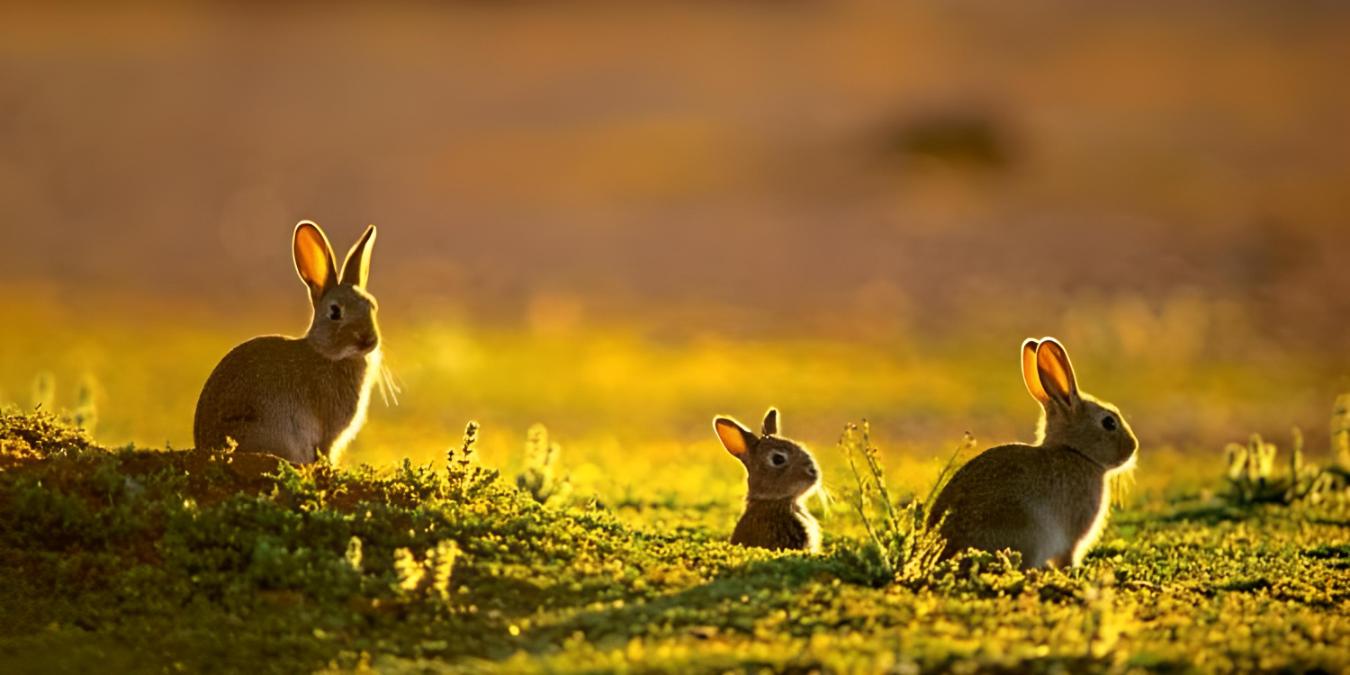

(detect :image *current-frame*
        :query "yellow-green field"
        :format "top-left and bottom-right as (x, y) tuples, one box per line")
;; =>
(1, 404), (1347, 674)
(4, 3), (1350, 671)
(2, 293), (1342, 505)
(2, 295), (1349, 672)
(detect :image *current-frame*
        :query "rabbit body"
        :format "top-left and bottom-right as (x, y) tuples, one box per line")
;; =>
(930, 442), (1112, 568)
(927, 338), (1136, 569)
(732, 496), (820, 552)
(715, 408), (822, 553)
(193, 222), (381, 465)
(193, 334), (379, 465)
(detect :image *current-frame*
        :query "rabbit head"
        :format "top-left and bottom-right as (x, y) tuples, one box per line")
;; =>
(293, 221), (382, 361)
(714, 408), (820, 500)
(1022, 337), (1137, 470)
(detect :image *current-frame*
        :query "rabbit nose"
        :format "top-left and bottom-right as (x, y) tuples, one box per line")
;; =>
(805, 464), (818, 478)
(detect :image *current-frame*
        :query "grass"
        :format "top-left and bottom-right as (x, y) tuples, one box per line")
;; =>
(1222, 430), (1350, 507)
(838, 420), (964, 586)
(2, 411), (1347, 674)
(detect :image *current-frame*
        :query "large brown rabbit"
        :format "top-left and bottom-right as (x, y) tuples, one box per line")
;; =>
(193, 221), (382, 465)
(714, 408), (822, 553)
(927, 337), (1138, 569)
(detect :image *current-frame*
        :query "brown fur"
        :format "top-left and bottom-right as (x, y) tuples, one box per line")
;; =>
(193, 222), (382, 465)
(927, 338), (1137, 569)
(929, 444), (1107, 567)
(714, 409), (822, 553)
(732, 497), (819, 551)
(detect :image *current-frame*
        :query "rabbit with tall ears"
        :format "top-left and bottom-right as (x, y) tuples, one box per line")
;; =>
(193, 221), (383, 465)
(714, 408), (822, 553)
(927, 337), (1138, 569)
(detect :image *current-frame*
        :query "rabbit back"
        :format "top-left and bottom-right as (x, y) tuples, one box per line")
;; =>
(928, 443), (1108, 568)
(193, 335), (377, 464)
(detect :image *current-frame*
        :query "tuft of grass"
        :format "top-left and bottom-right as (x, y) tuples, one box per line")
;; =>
(392, 539), (460, 603)
(838, 420), (969, 585)
(446, 420), (498, 499)
(1223, 426), (1349, 507)
(515, 423), (572, 506)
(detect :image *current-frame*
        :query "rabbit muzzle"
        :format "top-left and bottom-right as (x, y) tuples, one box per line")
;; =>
(354, 331), (379, 353)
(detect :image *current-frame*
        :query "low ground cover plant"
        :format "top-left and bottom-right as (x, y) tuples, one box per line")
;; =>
(0, 410), (1346, 673)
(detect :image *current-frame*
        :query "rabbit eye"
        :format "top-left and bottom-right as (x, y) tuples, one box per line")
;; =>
(328, 304), (343, 321)
(1102, 415), (1117, 431)
(769, 452), (788, 467)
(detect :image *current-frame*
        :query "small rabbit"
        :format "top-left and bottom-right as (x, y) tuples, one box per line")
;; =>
(714, 408), (822, 553)
(193, 221), (382, 465)
(927, 337), (1138, 569)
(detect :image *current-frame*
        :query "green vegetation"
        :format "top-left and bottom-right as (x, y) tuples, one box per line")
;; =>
(515, 424), (573, 507)
(1223, 430), (1349, 507)
(838, 421), (962, 586)
(2, 411), (1347, 673)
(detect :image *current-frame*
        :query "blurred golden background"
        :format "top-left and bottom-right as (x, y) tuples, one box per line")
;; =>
(2, 2), (1347, 503)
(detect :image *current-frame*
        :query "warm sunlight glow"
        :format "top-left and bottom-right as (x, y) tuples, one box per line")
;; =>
(1, 3), (1347, 673)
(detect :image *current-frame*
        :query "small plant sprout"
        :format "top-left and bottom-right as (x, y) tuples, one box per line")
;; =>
(1224, 434), (1278, 500)
(840, 421), (966, 584)
(391, 541), (459, 602)
(446, 420), (498, 498)
(449, 420), (480, 471)
(427, 540), (459, 601)
(516, 423), (572, 505)
(392, 548), (423, 595)
(345, 536), (363, 572)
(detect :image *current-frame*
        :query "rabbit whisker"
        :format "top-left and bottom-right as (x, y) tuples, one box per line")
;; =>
(377, 362), (402, 407)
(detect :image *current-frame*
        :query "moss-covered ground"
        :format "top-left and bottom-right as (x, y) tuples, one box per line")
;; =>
(1, 412), (1346, 674)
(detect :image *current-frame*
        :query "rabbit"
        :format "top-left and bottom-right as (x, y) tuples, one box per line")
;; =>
(193, 221), (383, 465)
(713, 408), (822, 553)
(926, 337), (1138, 569)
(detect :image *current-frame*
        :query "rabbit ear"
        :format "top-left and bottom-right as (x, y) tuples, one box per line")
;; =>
(1021, 338), (1050, 404)
(714, 416), (756, 460)
(340, 224), (377, 289)
(293, 221), (338, 305)
(1035, 337), (1079, 407)
(761, 408), (780, 436)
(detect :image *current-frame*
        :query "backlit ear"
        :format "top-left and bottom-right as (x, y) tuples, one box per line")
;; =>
(714, 416), (756, 460)
(1035, 337), (1079, 407)
(761, 407), (779, 436)
(340, 224), (377, 289)
(293, 221), (337, 305)
(1021, 338), (1049, 404)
